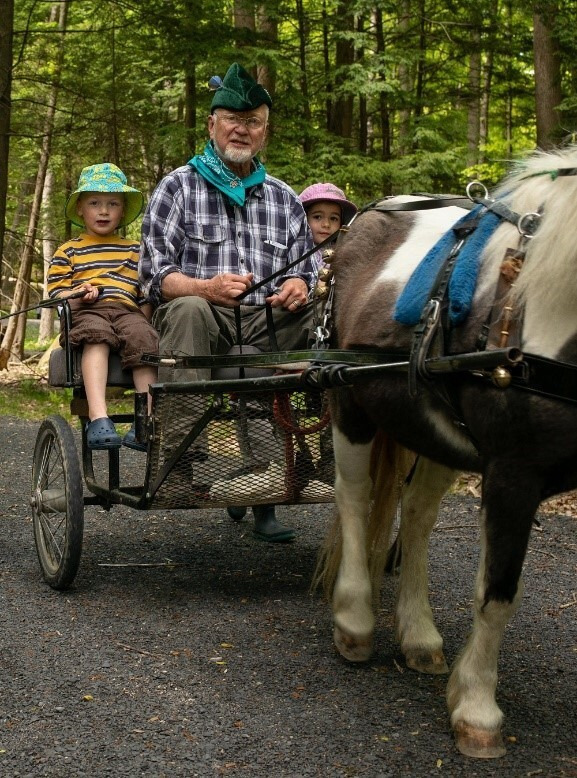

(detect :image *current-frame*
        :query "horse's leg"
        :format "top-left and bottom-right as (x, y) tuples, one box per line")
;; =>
(331, 426), (375, 662)
(396, 458), (457, 675)
(447, 463), (539, 758)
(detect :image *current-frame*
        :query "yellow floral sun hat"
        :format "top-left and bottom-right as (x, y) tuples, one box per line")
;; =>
(65, 163), (144, 228)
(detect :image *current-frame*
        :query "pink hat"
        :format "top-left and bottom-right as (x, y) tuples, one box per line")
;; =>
(300, 182), (358, 224)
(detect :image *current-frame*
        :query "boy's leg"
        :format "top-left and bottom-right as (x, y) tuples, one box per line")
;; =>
(132, 365), (157, 413)
(82, 342), (111, 420)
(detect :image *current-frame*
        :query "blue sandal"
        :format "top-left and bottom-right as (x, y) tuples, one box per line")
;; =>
(86, 417), (121, 450)
(122, 424), (147, 452)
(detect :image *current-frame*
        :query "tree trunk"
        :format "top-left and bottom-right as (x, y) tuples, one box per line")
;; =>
(256, 2), (278, 99)
(39, 167), (56, 346)
(322, 0), (331, 129)
(0, 0), (68, 368)
(397, 0), (412, 156)
(0, 0), (14, 288)
(328, 0), (354, 140)
(234, 0), (256, 47)
(533, 3), (563, 148)
(413, 0), (426, 125)
(295, 0), (312, 152)
(375, 8), (390, 162)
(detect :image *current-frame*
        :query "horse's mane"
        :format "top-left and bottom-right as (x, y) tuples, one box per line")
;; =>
(493, 145), (577, 315)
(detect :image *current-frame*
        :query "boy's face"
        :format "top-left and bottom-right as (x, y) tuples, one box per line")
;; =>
(306, 202), (342, 245)
(76, 192), (125, 237)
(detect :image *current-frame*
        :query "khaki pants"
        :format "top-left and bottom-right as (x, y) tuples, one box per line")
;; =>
(152, 297), (314, 468)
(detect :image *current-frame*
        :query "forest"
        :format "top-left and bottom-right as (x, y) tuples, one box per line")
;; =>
(0, 0), (576, 359)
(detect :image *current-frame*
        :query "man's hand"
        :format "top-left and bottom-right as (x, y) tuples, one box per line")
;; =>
(161, 272), (254, 306)
(205, 272), (254, 306)
(266, 278), (308, 312)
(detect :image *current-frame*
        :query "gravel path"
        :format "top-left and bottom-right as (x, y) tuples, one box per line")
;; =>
(0, 415), (576, 777)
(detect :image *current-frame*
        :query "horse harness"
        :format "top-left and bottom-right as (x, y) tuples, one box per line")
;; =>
(317, 178), (577, 420)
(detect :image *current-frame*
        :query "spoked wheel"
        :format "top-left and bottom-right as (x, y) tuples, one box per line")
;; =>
(30, 415), (84, 590)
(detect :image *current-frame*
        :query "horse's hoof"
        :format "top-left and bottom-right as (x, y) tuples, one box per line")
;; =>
(453, 721), (507, 759)
(405, 649), (449, 675)
(334, 624), (373, 662)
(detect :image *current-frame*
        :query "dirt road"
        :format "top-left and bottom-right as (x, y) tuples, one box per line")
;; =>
(1, 416), (575, 776)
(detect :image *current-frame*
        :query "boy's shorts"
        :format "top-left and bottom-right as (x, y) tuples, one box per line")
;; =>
(61, 300), (159, 370)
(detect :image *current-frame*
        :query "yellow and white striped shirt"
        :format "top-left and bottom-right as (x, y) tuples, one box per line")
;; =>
(47, 233), (144, 310)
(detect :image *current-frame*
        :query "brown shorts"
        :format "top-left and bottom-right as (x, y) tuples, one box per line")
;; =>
(61, 300), (159, 370)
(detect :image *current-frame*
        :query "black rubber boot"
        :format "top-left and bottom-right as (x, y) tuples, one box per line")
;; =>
(252, 504), (296, 543)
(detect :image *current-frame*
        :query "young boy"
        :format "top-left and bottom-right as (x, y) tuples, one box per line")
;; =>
(47, 162), (158, 451)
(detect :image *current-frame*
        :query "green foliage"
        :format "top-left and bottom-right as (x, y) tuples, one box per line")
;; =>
(0, 378), (75, 421)
(5, 0), (577, 286)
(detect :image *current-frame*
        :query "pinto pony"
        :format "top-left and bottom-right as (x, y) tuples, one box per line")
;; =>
(316, 146), (577, 758)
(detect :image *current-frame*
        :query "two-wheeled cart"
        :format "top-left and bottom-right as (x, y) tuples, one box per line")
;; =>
(30, 301), (338, 590)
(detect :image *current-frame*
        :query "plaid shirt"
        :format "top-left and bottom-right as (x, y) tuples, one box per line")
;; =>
(139, 165), (315, 307)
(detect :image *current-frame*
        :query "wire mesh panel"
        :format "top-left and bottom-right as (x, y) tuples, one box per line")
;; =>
(144, 387), (334, 510)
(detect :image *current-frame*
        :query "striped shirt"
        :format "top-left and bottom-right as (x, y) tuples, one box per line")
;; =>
(138, 165), (315, 307)
(47, 234), (145, 310)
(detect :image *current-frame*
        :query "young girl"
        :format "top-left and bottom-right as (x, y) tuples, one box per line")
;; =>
(47, 163), (158, 451)
(299, 182), (357, 249)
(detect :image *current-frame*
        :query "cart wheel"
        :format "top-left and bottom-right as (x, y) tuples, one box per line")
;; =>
(30, 415), (84, 590)
(227, 506), (247, 522)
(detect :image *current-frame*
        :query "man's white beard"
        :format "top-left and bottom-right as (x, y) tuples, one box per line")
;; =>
(215, 140), (253, 166)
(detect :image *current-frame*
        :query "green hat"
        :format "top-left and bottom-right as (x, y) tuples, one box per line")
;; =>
(65, 163), (144, 228)
(209, 63), (272, 113)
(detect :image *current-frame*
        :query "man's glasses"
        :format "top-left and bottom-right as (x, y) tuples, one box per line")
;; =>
(215, 113), (266, 131)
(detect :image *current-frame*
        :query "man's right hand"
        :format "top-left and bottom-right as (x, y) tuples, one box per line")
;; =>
(161, 272), (254, 306)
(205, 273), (254, 305)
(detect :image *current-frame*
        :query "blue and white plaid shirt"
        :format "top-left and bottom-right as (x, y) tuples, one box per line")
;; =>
(139, 165), (315, 307)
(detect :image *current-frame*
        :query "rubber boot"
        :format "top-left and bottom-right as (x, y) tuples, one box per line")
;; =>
(252, 504), (295, 543)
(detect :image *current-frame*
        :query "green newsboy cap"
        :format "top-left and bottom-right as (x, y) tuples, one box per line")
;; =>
(210, 63), (272, 112)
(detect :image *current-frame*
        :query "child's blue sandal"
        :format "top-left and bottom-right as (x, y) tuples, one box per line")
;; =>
(122, 424), (147, 452)
(86, 417), (121, 450)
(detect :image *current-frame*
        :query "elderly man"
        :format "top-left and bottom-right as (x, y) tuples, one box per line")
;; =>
(139, 63), (315, 542)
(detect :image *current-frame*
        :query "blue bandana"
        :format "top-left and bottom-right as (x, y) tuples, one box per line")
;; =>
(188, 142), (266, 206)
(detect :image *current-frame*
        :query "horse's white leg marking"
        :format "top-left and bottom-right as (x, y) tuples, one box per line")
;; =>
(396, 459), (457, 675)
(332, 427), (375, 662)
(447, 513), (521, 758)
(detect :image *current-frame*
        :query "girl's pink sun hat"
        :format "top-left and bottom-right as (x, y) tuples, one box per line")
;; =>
(299, 183), (358, 224)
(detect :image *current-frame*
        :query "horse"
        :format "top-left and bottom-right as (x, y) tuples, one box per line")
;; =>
(315, 144), (577, 759)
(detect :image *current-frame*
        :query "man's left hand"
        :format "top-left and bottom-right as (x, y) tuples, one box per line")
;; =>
(266, 278), (308, 312)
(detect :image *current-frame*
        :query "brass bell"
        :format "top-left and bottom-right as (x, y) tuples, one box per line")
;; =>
(321, 248), (335, 264)
(313, 281), (329, 300)
(317, 265), (333, 282)
(491, 366), (511, 388)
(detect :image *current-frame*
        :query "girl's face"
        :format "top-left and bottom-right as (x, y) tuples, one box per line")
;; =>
(306, 202), (342, 245)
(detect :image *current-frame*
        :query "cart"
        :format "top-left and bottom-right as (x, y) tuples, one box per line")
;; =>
(30, 300), (338, 590)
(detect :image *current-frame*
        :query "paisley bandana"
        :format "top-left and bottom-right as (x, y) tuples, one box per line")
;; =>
(188, 142), (266, 207)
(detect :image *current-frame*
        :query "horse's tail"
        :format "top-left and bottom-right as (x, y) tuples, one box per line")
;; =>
(312, 430), (417, 603)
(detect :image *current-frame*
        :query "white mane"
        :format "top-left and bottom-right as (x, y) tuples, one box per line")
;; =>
(493, 146), (577, 357)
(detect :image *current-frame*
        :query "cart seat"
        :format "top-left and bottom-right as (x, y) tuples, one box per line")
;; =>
(48, 347), (134, 388)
